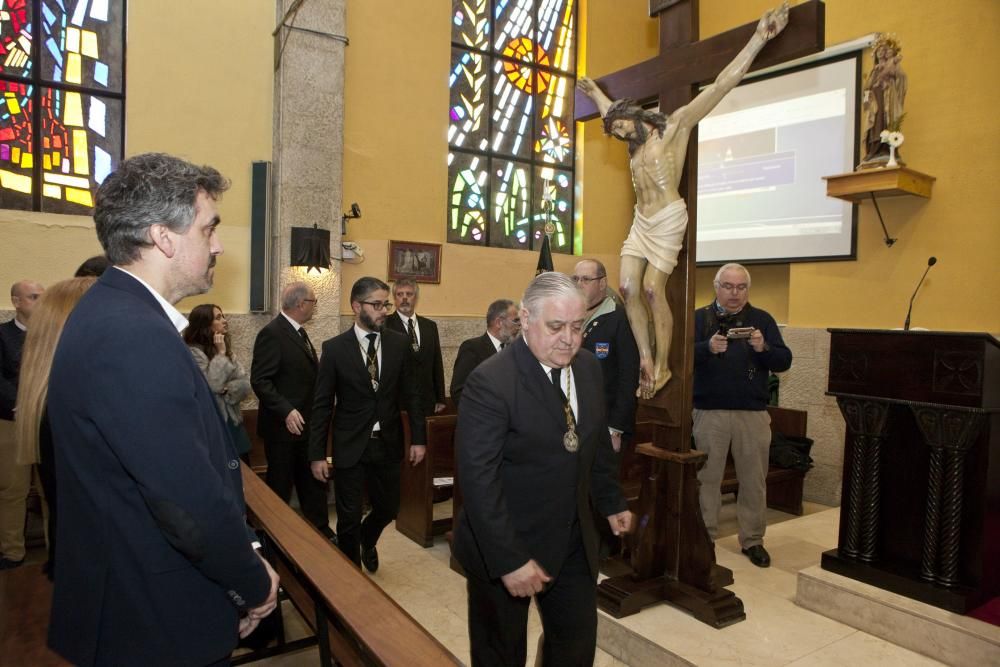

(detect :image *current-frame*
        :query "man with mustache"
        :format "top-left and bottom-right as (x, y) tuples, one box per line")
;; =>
(46, 153), (278, 664)
(385, 278), (446, 415)
(309, 276), (426, 572)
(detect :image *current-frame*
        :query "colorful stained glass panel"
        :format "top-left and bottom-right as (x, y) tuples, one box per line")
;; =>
(490, 59), (532, 159)
(447, 150), (489, 246)
(40, 0), (123, 92)
(451, 0), (489, 52)
(533, 166), (572, 252)
(494, 0), (534, 61)
(536, 0), (575, 73)
(449, 48), (488, 152)
(490, 158), (532, 249)
(534, 71), (574, 168)
(39, 87), (120, 213)
(0, 80), (33, 210)
(0, 0), (33, 78)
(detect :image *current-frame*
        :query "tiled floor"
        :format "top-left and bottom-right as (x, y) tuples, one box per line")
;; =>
(240, 498), (946, 666)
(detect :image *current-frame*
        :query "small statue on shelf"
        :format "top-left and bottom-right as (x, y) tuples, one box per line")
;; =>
(859, 33), (908, 169)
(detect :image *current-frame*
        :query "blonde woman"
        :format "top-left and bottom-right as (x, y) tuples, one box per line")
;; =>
(15, 277), (97, 578)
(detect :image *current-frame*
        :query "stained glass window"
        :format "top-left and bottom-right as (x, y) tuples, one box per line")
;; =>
(0, 0), (124, 214)
(448, 0), (576, 253)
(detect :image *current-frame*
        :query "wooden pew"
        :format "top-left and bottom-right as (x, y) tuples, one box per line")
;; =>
(629, 405), (809, 515)
(241, 466), (460, 666)
(397, 407), (457, 547)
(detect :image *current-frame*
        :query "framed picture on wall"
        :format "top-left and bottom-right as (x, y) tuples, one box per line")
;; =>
(387, 240), (442, 284)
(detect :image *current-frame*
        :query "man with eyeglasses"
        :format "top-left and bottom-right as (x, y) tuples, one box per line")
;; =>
(693, 263), (792, 568)
(450, 298), (522, 407)
(0, 280), (44, 570)
(571, 260), (639, 460)
(251, 281), (336, 542)
(309, 277), (425, 573)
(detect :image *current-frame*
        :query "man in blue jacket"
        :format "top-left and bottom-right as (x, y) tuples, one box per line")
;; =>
(47, 153), (278, 665)
(693, 263), (792, 568)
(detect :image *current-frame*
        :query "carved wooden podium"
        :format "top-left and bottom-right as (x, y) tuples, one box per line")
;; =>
(823, 329), (1000, 613)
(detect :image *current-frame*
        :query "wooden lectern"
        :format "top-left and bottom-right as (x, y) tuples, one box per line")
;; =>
(823, 329), (1000, 613)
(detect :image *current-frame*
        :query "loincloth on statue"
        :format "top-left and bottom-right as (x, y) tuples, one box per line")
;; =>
(620, 199), (688, 275)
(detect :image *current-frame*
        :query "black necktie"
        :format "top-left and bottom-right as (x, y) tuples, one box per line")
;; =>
(365, 333), (379, 385)
(299, 327), (317, 361)
(407, 317), (418, 351)
(500, 342), (506, 350)
(550, 368), (566, 405)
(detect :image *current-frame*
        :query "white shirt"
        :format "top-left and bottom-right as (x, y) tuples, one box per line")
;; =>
(396, 312), (421, 347)
(539, 362), (579, 423)
(354, 324), (382, 432)
(13, 318), (26, 332)
(487, 331), (503, 353)
(280, 311), (304, 332)
(114, 266), (187, 333)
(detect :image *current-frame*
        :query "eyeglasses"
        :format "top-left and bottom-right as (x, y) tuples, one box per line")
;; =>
(360, 300), (393, 311)
(301, 298), (318, 304)
(717, 283), (748, 293)
(571, 275), (606, 284)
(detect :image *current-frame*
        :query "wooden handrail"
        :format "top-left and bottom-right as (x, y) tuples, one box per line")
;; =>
(240, 466), (460, 666)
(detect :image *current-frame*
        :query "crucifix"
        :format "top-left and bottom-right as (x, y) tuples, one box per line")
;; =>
(574, 0), (824, 624)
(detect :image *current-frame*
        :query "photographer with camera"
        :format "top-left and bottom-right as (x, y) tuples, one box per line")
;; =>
(693, 263), (792, 568)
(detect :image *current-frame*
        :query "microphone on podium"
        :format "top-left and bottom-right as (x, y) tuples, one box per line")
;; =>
(903, 256), (937, 331)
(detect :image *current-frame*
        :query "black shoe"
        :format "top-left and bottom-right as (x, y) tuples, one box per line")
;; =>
(741, 544), (771, 568)
(361, 545), (379, 573)
(0, 557), (24, 570)
(319, 526), (339, 547)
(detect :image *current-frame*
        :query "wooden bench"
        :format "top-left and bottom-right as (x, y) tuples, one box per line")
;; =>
(397, 406), (457, 547)
(629, 405), (808, 515)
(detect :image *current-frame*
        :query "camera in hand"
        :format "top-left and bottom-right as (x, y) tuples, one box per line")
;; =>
(725, 326), (754, 340)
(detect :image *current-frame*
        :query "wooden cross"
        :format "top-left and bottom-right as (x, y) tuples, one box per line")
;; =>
(576, 0), (824, 624)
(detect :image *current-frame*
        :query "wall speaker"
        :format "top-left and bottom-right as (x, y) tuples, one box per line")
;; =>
(249, 161), (271, 313)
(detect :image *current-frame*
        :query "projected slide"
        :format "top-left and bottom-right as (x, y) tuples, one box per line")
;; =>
(696, 57), (859, 264)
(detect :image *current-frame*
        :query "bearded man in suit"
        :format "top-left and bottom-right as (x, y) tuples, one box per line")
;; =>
(309, 277), (426, 572)
(385, 278), (446, 415)
(449, 298), (521, 407)
(452, 272), (633, 666)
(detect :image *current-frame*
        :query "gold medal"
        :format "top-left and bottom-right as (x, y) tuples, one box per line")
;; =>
(563, 428), (579, 452)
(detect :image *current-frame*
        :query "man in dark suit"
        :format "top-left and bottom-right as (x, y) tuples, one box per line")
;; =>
(46, 153), (277, 665)
(309, 277), (426, 572)
(385, 277), (446, 415)
(572, 259), (639, 456)
(250, 282), (334, 539)
(0, 279), (43, 570)
(449, 298), (520, 406)
(452, 272), (633, 666)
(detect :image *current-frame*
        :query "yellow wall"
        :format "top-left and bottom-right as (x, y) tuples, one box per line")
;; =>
(4, 1), (996, 334)
(0, 1), (274, 314)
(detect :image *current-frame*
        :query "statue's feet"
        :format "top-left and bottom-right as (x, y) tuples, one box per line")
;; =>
(636, 359), (655, 400)
(636, 362), (671, 400)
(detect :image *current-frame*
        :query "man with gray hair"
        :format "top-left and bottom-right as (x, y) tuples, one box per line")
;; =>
(450, 298), (521, 407)
(251, 281), (336, 541)
(385, 277), (446, 415)
(47, 153), (278, 663)
(693, 263), (792, 568)
(0, 279), (44, 570)
(453, 272), (632, 666)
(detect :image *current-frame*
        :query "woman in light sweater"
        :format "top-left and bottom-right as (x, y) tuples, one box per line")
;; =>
(183, 304), (253, 459)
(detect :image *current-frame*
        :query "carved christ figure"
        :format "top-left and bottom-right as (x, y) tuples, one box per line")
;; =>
(577, 2), (789, 399)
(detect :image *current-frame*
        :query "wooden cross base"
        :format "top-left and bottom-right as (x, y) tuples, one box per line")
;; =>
(597, 429), (745, 626)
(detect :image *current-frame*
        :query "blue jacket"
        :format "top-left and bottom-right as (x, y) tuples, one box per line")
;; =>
(47, 268), (270, 666)
(693, 302), (792, 411)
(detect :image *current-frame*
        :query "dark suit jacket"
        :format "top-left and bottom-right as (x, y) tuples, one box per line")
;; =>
(250, 314), (318, 444)
(450, 332), (497, 406)
(582, 302), (640, 436)
(309, 327), (426, 469)
(452, 338), (627, 584)
(384, 312), (445, 412)
(46, 268), (270, 666)
(0, 318), (25, 420)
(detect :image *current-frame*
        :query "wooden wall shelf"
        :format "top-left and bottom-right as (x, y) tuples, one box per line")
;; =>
(823, 166), (936, 202)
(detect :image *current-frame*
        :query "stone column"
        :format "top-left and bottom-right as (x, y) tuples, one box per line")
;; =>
(271, 0), (347, 339)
